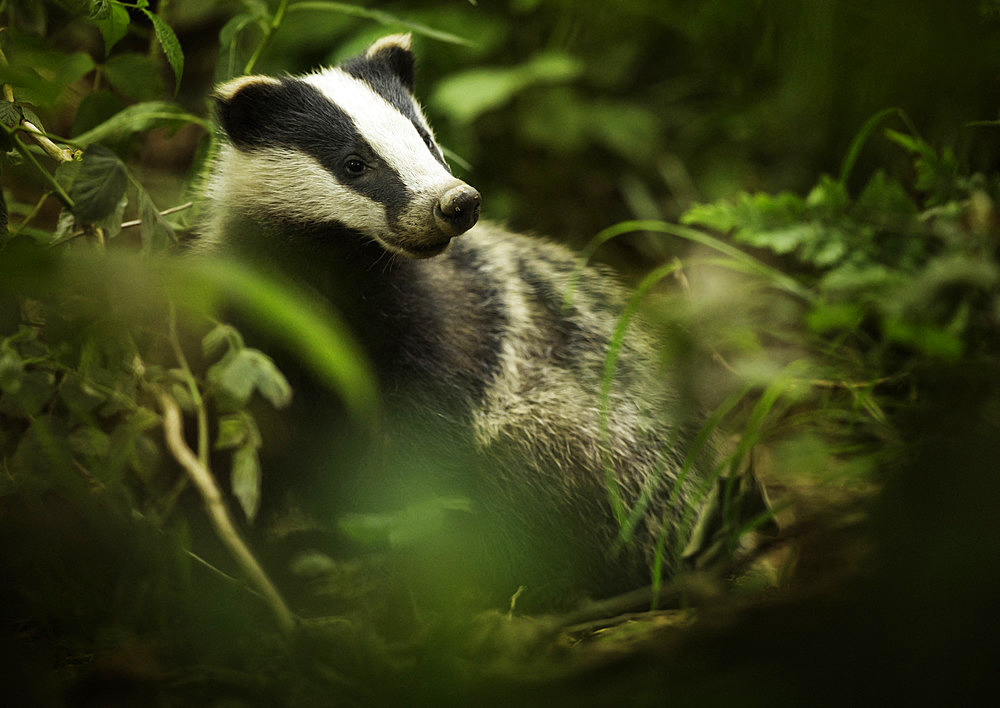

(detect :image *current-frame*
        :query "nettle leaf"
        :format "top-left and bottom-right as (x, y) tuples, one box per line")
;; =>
(99, 191), (129, 240)
(231, 443), (261, 521)
(142, 9), (184, 95)
(92, 2), (131, 56)
(103, 53), (165, 101)
(70, 145), (129, 223)
(137, 186), (175, 253)
(0, 99), (21, 128)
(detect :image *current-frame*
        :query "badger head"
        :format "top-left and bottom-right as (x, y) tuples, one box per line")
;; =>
(211, 34), (481, 258)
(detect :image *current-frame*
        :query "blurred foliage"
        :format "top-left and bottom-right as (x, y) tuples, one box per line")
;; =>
(1, 0), (1000, 705)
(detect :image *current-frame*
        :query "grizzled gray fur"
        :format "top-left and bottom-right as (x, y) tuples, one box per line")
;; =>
(199, 34), (716, 606)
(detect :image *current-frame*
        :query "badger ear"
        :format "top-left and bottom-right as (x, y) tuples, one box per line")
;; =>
(365, 33), (415, 91)
(213, 75), (282, 145)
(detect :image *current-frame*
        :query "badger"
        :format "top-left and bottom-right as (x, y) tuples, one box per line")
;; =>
(199, 34), (719, 608)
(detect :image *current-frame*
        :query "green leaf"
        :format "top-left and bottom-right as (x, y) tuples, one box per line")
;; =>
(0, 100), (21, 129)
(93, 2), (131, 55)
(137, 186), (175, 253)
(0, 348), (24, 392)
(142, 9), (184, 95)
(72, 91), (127, 138)
(231, 444), (261, 521)
(856, 170), (919, 217)
(432, 52), (582, 124)
(215, 413), (248, 450)
(0, 370), (55, 418)
(806, 302), (866, 334)
(71, 101), (206, 146)
(207, 348), (289, 410)
(201, 323), (243, 357)
(68, 426), (111, 459)
(99, 191), (129, 241)
(168, 259), (378, 422)
(69, 145), (129, 223)
(286, 2), (473, 46)
(218, 12), (261, 79)
(102, 53), (165, 101)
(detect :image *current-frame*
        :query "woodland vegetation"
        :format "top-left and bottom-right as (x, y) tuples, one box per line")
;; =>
(1, 1), (999, 705)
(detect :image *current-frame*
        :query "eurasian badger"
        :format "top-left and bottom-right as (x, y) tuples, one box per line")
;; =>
(199, 34), (717, 607)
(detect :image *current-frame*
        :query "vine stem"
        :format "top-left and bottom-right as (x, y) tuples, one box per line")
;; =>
(157, 391), (296, 636)
(243, 0), (290, 74)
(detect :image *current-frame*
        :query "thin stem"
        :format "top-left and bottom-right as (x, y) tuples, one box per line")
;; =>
(158, 392), (296, 635)
(168, 302), (209, 467)
(11, 191), (50, 236)
(243, 0), (290, 74)
(0, 123), (75, 209)
(120, 201), (194, 229)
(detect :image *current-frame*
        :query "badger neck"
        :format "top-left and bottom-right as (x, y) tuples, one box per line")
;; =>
(221, 210), (418, 365)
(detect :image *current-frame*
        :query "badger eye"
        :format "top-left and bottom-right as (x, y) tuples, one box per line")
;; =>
(344, 157), (367, 177)
(421, 133), (436, 152)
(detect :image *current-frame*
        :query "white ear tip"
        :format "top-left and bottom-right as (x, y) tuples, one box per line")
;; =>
(366, 33), (413, 57)
(215, 75), (280, 100)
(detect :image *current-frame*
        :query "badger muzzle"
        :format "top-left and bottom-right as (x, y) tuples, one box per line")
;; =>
(434, 184), (481, 237)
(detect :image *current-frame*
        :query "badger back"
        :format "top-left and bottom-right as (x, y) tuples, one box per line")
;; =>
(204, 34), (480, 259)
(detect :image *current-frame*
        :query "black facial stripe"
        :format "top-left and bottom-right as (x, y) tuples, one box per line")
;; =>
(342, 56), (450, 170)
(217, 78), (410, 227)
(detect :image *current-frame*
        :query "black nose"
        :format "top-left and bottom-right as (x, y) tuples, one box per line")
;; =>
(436, 184), (481, 236)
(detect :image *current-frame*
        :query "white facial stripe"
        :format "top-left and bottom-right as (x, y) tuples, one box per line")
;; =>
(210, 144), (389, 234)
(302, 68), (455, 196)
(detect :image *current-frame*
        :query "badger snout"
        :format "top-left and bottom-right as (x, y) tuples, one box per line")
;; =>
(434, 184), (481, 237)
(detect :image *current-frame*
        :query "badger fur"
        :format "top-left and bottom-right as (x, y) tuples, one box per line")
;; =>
(200, 34), (716, 607)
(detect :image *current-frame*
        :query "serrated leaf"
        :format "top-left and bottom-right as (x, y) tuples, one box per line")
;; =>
(137, 187), (175, 253)
(70, 145), (129, 223)
(103, 53), (165, 101)
(142, 9), (184, 95)
(0, 100), (21, 128)
(53, 208), (76, 244)
(99, 191), (129, 240)
(681, 200), (740, 233)
(207, 348), (291, 410)
(93, 2), (131, 56)
(231, 444), (261, 521)
(71, 101), (204, 146)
